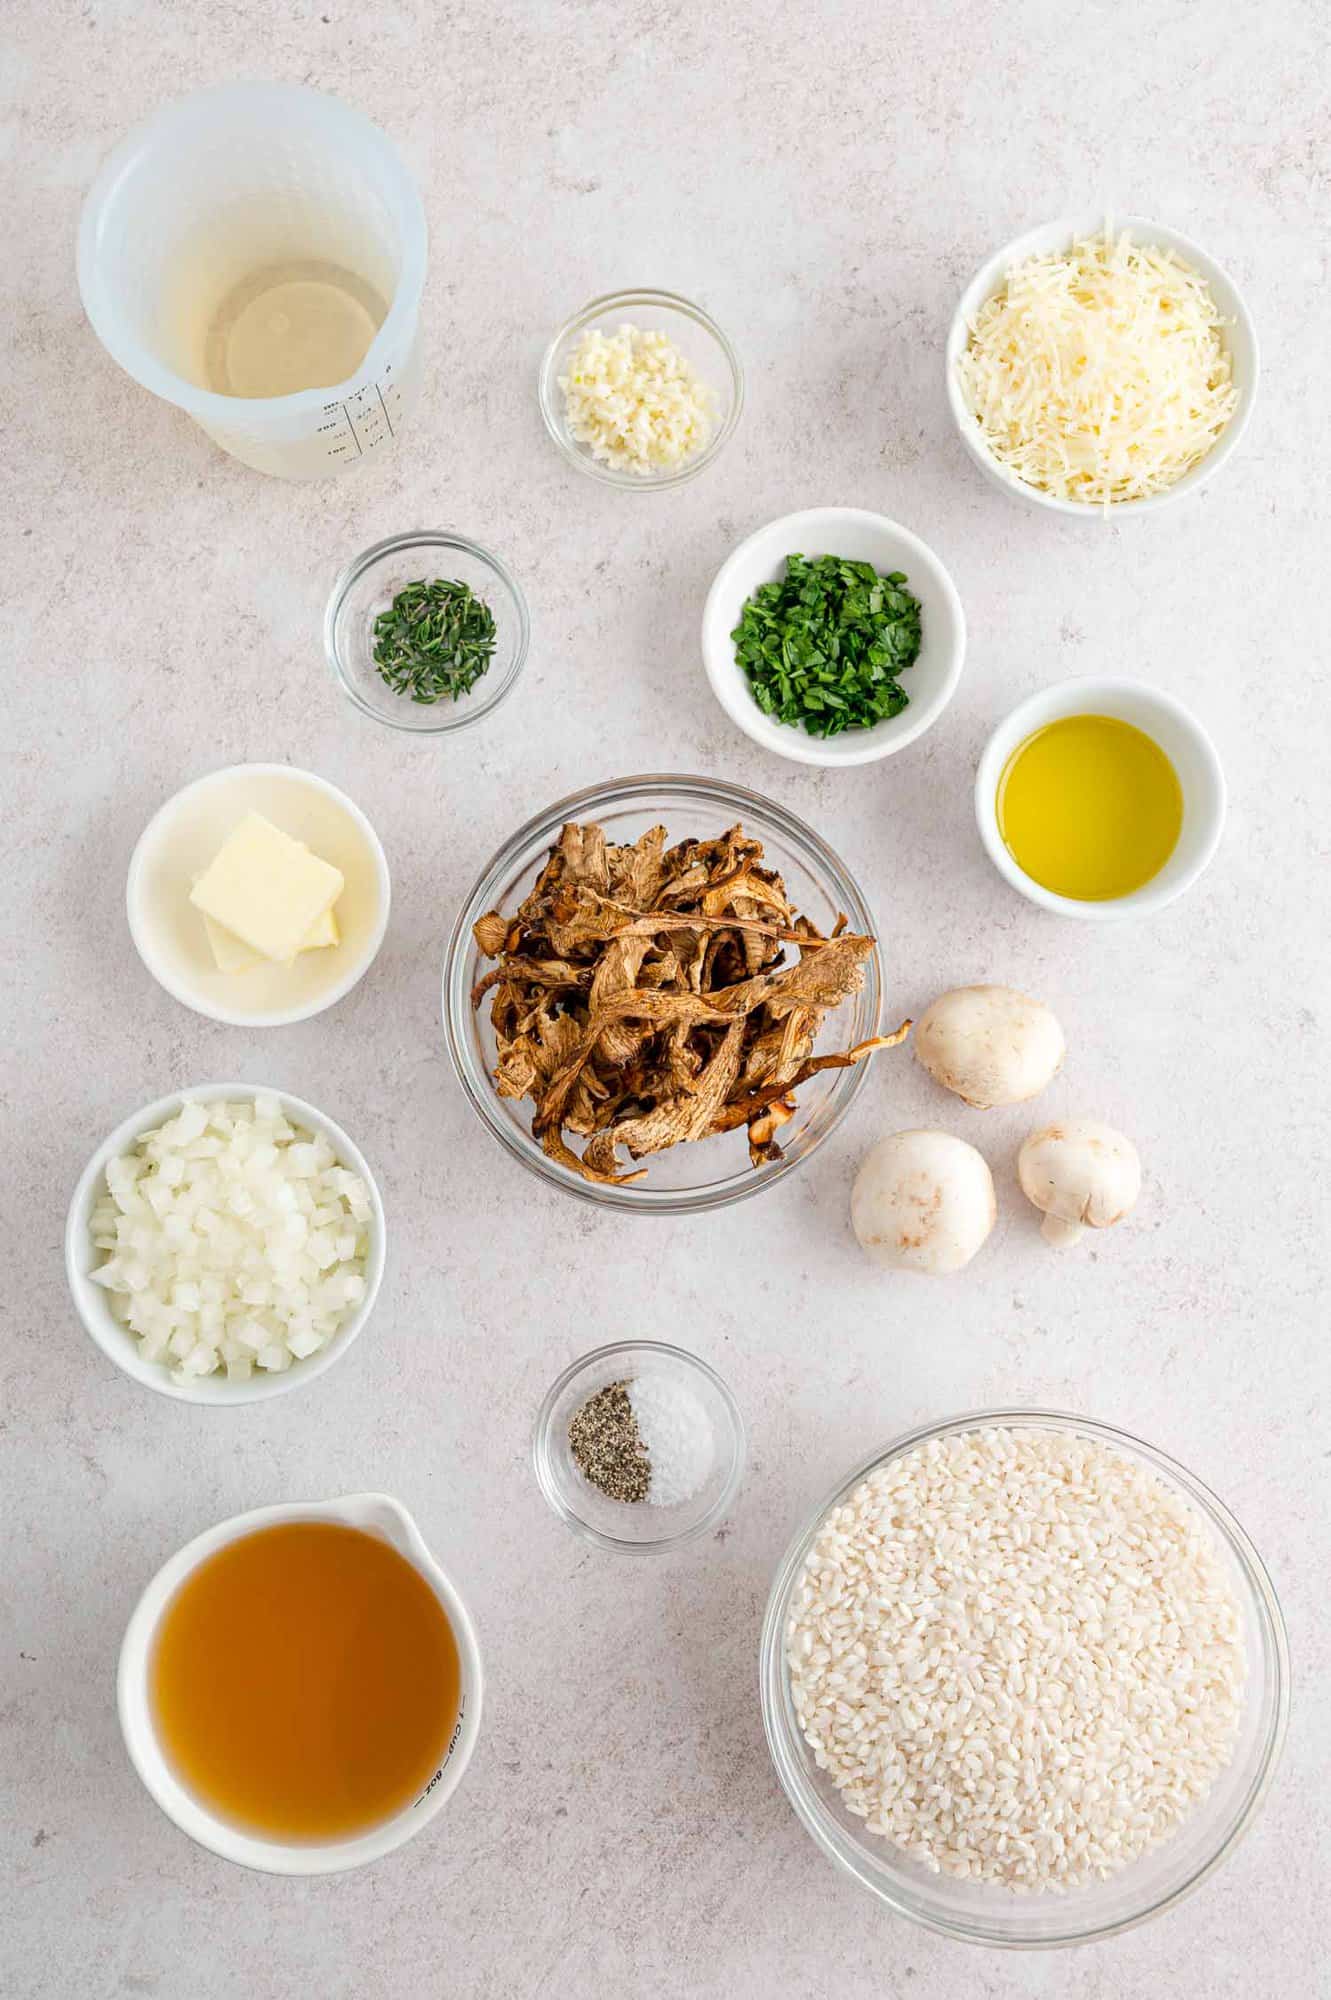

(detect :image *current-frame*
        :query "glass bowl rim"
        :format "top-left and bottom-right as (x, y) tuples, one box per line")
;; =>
(759, 1404), (1290, 1949)
(323, 529), (532, 735)
(537, 287), (745, 490)
(440, 770), (884, 1215)
(531, 1338), (746, 1553)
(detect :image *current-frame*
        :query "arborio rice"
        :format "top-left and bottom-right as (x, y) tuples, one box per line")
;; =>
(785, 1426), (1246, 1892)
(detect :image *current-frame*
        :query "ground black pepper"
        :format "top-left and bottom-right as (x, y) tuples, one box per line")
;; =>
(568, 1380), (650, 1503)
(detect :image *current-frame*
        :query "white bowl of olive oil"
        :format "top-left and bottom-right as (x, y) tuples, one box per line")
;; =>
(975, 678), (1226, 920)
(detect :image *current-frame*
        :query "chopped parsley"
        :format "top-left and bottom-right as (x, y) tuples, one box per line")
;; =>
(731, 553), (922, 738)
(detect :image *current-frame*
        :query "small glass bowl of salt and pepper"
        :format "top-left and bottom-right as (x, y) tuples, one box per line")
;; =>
(533, 1341), (745, 1553)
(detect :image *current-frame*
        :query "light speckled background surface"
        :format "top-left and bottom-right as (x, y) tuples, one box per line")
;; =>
(3, 2), (1328, 1995)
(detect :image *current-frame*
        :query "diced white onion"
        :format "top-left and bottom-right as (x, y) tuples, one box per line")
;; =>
(89, 1098), (372, 1383)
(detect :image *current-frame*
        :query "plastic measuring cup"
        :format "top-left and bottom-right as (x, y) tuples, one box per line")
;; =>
(78, 83), (427, 480)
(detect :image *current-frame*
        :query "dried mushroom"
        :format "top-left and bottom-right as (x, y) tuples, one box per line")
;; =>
(472, 820), (910, 1184)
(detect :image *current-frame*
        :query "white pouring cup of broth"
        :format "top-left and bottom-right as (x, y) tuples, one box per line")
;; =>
(118, 1495), (483, 1875)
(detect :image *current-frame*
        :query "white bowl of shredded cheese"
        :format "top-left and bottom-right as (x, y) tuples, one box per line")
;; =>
(946, 215), (1258, 515)
(539, 288), (743, 489)
(66, 1084), (386, 1403)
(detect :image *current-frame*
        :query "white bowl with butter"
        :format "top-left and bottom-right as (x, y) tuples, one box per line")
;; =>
(127, 765), (390, 1026)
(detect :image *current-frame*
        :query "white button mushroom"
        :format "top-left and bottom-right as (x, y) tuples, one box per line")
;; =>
(851, 1130), (996, 1274)
(1017, 1120), (1142, 1248)
(915, 985), (1065, 1109)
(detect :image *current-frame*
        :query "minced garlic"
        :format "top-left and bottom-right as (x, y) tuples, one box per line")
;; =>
(559, 323), (714, 476)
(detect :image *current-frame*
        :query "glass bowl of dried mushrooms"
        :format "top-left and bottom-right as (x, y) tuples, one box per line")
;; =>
(442, 774), (897, 1213)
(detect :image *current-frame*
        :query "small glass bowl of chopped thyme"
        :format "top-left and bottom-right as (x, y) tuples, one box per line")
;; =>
(538, 288), (744, 490)
(533, 1341), (744, 1553)
(324, 530), (530, 734)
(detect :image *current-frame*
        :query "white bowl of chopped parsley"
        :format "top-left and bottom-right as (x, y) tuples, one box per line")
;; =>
(701, 509), (966, 766)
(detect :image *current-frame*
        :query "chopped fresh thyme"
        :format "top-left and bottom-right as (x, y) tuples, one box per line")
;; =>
(730, 553), (923, 738)
(371, 577), (497, 704)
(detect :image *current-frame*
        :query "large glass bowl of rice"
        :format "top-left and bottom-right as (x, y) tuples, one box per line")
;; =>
(759, 1409), (1288, 1947)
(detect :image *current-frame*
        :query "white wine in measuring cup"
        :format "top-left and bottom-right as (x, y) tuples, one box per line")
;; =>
(78, 83), (427, 480)
(203, 259), (388, 400)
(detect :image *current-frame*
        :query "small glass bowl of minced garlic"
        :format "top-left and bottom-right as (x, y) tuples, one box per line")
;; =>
(538, 289), (744, 490)
(533, 1341), (744, 1552)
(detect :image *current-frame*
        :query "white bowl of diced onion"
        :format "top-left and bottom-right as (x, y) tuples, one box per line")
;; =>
(945, 214), (1259, 516)
(65, 1085), (386, 1403)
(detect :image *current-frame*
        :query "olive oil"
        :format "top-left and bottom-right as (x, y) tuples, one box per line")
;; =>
(997, 714), (1183, 902)
(150, 1522), (460, 1841)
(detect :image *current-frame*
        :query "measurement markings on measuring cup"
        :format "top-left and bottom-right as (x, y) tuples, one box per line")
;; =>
(349, 383), (391, 453)
(318, 401), (362, 459)
(315, 364), (403, 461)
(340, 400), (366, 455)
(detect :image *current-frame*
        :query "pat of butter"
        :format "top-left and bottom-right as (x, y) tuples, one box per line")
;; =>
(202, 905), (340, 974)
(301, 905), (339, 950)
(189, 814), (344, 966)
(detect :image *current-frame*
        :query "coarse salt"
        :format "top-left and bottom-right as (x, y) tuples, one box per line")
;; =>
(628, 1371), (713, 1507)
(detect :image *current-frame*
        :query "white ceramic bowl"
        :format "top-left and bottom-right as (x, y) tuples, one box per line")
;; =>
(701, 508), (965, 767)
(66, 1082), (386, 1403)
(975, 677), (1226, 921)
(945, 214), (1259, 516)
(118, 1493), (483, 1874)
(127, 764), (391, 1027)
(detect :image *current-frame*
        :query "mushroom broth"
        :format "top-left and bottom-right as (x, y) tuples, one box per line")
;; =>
(150, 1521), (460, 1840)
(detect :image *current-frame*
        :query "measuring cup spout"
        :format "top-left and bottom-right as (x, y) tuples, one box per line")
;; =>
(320, 1491), (426, 1559)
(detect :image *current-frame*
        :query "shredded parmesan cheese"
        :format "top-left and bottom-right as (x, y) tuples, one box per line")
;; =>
(559, 323), (714, 477)
(957, 231), (1238, 507)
